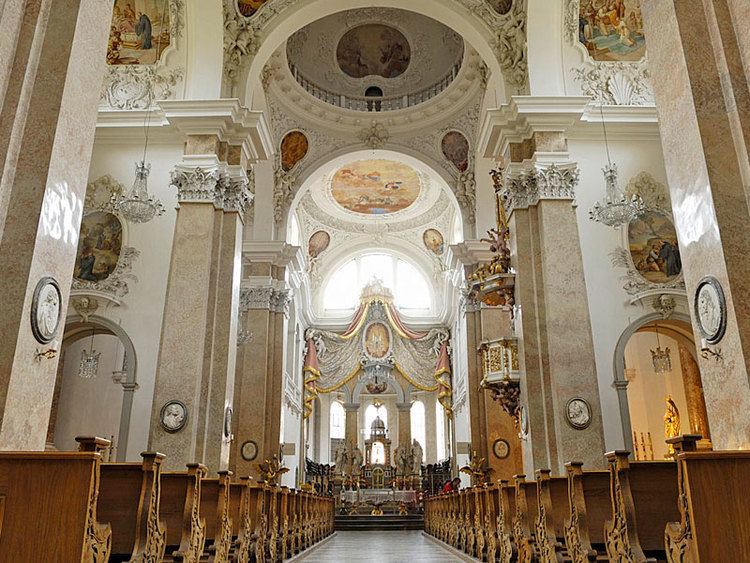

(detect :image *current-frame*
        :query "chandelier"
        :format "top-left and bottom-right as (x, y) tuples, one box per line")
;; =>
(112, 161), (165, 223)
(78, 328), (100, 379)
(589, 105), (645, 227)
(111, 7), (167, 225)
(650, 324), (672, 376)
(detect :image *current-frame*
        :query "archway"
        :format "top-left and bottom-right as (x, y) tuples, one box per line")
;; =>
(48, 315), (138, 461)
(613, 312), (711, 458)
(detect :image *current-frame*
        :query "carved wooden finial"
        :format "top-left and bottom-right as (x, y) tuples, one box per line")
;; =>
(75, 435), (111, 453)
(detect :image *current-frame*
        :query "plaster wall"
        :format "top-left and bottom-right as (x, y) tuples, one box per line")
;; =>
(54, 334), (124, 452)
(84, 140), (183, 460)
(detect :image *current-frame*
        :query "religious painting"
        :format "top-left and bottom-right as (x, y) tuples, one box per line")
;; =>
(280, 131), (309, 172)
(441, 131), (470, 173)
(578, 0), (646, 62)
(74, 212), (124, 283)
(364, 323), (391, 360)
(331, 160), (421, 215)
(308, 230), (331, 259)
(488, 0), (513, 15)
(108, 0), (171, 65)
(627, 210), (682, 284)
(236, 0), (269, 17)
(423, 229), (445, 256)
(336, 24), (411, 79)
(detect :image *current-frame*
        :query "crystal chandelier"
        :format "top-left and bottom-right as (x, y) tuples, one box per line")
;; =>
(78, 328), (100, 379)
(589, 105), (645, 227)
(650, 324), (672, 376)
(112, 161), (165, 223)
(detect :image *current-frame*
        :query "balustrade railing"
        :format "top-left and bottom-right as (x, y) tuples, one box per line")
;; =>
(289, 62), (463, 112)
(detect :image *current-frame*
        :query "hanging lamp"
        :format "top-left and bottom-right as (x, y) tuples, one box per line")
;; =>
(589, 104), (645, 227)
(78, 327), (101, 379)
(111, 0), (168, 224)
(650, 323), (672, 376)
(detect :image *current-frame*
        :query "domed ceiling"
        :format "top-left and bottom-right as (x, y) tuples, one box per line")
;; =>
(286, 9), (464, 101)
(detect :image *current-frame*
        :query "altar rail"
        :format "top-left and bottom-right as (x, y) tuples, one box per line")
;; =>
(0, 436), (334, 562)
(424, 435), (750, 562)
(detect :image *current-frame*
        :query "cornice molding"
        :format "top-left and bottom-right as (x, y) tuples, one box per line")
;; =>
(479, 96), (660, 159)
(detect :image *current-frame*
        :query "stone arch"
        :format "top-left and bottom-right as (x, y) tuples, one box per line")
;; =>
(57, 314), (138, 461)
(612, 311), (695, 452)
(352, 376), (408, 405)
(237, 0), (513, 107)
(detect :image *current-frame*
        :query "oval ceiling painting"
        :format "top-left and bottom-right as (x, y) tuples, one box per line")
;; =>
(627, 210), (682, 284)
(308, 230), (331, 259)
(237, 0), (268, 17)
(364, 323), (391, 359)
(280, 130), (309, 172)
(74, 212), (123, 283)
(441, 131), (470, 173)
(331, 159), (421, 215)
(336, 24), (411, 79)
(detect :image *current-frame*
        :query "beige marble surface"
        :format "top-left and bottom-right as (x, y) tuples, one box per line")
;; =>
(644, 0), (750, 449)
(0, 0), (112, 450)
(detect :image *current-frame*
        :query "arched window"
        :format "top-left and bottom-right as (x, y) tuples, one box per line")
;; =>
(323, 253), (432, 312)
(436, 398), (446, 461)
(411, 400), (426, 452)
(288, 213), (300, 246)
(364, 403), (388, 436)
(330, 401), (345, 440)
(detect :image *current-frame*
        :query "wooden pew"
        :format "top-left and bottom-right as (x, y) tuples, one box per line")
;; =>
(0, 443), (112, 561)
(496, 480), (516, 562)
(472, 486), (486, 560)
(200, 470), (233, 562)
(97, 450), (167, 561)
(161, 463), (207, 563)
(534, 469), (569, 563)
(227, 477), (256, 563)
(563, 462), (610, 562)
(664, 434), (750, 562)
(512, 474), (538, 563)
(604, 451), (679, 562)
(483, 484), (498, 563)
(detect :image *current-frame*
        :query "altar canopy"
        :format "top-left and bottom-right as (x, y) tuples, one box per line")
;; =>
(303, 281), (452, 418)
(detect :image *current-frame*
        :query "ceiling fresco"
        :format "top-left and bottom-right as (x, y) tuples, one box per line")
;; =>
(330, 160), (421, 215)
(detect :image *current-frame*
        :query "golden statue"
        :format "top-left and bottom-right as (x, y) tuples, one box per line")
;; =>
(459, 450), (494, 486)
(664, 395), (681, 458)
(257, 454), (289, 486)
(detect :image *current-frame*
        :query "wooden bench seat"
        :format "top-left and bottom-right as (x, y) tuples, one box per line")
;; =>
(160, 463), (207, 563)
(513, 475), (539, 563)
(98, 451), (167, 562)
(665, 434), (750, 562)
(604, 451), (679, 562)
(534, 469), (569, 563)
(199, 470), (233, 562)
(564, 462), (610, 562)
(496, 480), (516, 562)
(0, 449), (111, 562)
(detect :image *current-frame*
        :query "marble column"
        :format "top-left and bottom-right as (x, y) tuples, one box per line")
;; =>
(396, 403), (412, 452)
(503, 150), (606, 473)
(424, 394), (437, 463)
(230, 243), (296, 477)
(202, 150), (251, 473)
(642, 0), (750, 449)
(148, 141), (228, 470)
(344, 403), (359, 449)
(0, 0), (112, 450)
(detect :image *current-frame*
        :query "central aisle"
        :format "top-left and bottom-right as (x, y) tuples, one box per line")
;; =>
(295, 530), (475, 562)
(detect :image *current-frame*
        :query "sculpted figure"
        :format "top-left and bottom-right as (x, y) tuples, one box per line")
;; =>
(410, 439), (423, 475)
(334, 442), (349, 475)
(351, 445), (363, 476)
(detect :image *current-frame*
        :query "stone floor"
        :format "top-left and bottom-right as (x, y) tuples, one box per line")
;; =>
(294, 531), (477, 562)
